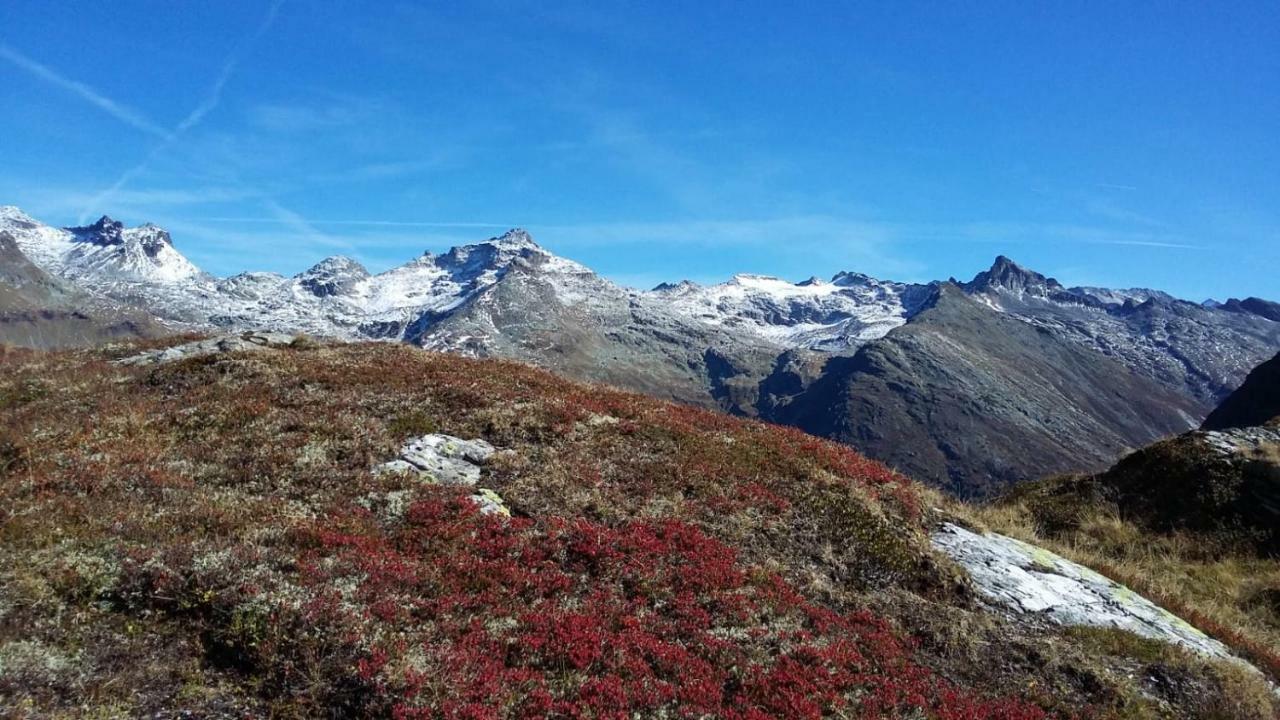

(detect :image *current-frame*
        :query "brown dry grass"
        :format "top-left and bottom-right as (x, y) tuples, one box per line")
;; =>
(962, 488), (1280, 688)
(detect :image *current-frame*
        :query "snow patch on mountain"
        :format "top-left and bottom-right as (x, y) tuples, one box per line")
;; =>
(652, 270), (932, 350)
(1, 208), (204, 286)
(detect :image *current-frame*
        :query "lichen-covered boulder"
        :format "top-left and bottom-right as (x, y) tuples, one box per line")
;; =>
(374, 433), (510, 519)
(378, 434), (496, 486)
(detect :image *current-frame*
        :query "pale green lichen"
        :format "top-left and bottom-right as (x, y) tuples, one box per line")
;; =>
(474, 488), (511, 517)
(358, 489), (417, 521)
(0, 640), (79, 687)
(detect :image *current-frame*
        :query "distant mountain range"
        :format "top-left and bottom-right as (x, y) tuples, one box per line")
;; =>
(2, 205), (1277, 496)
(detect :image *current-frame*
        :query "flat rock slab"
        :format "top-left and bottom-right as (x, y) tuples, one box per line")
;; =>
(932, 523), (1232, 660)
(117, 332), (299, 366)
(380, 434), (497, 486)
(375, 434), (509, 516)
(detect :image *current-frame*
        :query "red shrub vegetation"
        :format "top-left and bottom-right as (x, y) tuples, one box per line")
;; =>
(296, 493), (1053, 719)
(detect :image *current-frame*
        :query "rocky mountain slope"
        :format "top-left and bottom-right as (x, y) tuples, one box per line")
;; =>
(773, 285), (1202, 497)
(1, 205), (1276, 495)
(963, 256), (1280, 407)
(0, 231), (166, 349)
(1203, 351), (1280, 431)
(2, 337), (1274, 718)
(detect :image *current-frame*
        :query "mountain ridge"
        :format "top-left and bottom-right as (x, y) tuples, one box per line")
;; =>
(2, 205), (1277, 495)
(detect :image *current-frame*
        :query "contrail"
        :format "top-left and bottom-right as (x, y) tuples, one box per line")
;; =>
(79, 0), (286, 222)
(1086, 239), (1201, 250)
(175, 0), (283, 133)
(262, 199), (359, 252)
(0, 43), (171, 140)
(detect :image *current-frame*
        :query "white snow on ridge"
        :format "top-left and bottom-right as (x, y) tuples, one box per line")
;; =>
(0, 210), (624, 344)
(652, 270), (931, 349)
(3, 205), (1275, 379)
(1, 208), (203, 286)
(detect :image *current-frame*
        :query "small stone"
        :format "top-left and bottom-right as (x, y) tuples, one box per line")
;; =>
(472, 488), (510, 517)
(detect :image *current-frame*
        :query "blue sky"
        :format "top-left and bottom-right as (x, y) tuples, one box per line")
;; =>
(1, 1), (1277, 300)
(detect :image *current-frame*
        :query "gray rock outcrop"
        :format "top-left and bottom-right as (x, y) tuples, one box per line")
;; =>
(115, 332), (300, 366)
(932, 523), (1231, 659)
(375, 434), (509, 516)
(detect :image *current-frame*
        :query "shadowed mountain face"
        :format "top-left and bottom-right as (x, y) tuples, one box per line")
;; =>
(1007, 351), (1280, 557)
(772, 286), (1203, 498)
(1221, 297), (1280, 323)
(0, 232), (167, 349)
(2, 205), (1278, 495)
(1202, 352), (1280, 431)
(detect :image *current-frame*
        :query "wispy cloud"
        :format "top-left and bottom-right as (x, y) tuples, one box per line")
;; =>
(12, 186), (257, 212)
(79, 0), (286, 222)
(246, 99), (369, 132)
(929, 221), (1202, 250)
(536, 216), (894, 248)
(261, 198), (355, 252)
(529, 215), (924, 282)
(1084, 199), (1168, 229)
(0, 43), (170, 139)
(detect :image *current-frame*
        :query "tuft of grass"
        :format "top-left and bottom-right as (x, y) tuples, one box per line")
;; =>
(1063, 627), (1278, 720)
(386, 409), (437, 438)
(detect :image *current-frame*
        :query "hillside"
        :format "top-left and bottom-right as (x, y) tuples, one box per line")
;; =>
(775, 285), (1200, 497)
(1202, 351), (1280, 431)
(1, 338), (1274, 718)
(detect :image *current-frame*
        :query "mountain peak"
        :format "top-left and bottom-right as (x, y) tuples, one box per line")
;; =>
(652, 279), (700, 293)
(989, 254), (1030, 277)
(965, 255), (1061, 297)
(487, 228), (539, 250)
(301, 255), (368, 274)
(0, 205), (34, 221)
(66, 215), (127, 246)
(0, 206), (42, 233)
(296, 255), (371, 298)
(425, 228), (567, 286)
(831, 271), (879, 287)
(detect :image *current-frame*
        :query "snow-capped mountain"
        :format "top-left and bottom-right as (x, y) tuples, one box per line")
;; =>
(3, 204), (1278, 495)
(652, 271), (935, 350)
(1, 207), (205, 286)
(0, 208), (782, 409)
(0, 208), (603, 342)
(0, 225), (168, 348)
